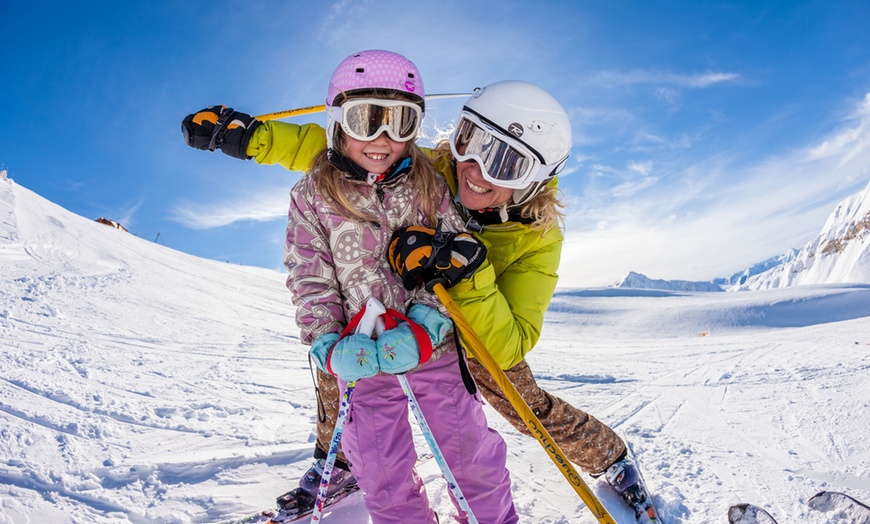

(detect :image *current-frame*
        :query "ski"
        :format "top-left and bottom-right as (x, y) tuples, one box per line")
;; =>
(222, 485), (360, 524)
(620, 432), (663, 523)
(228, 453), (434, 524)
(727, 503), (779, 524)
(807, 491), (870, 523)
(267, 485), (361, 523)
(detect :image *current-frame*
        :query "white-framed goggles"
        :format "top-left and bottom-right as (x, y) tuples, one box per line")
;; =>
(326, 98), (423, 143)
(449, 110), (565, 189)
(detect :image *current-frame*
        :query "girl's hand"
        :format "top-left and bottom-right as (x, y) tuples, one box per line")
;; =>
(377, 305), (451, 375)
(310, 333), (380, 382)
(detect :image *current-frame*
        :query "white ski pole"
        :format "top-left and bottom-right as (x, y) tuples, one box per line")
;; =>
(311, 298), (386, 522)
(397, 374), (479, 524)
(367, 297), (478, 523)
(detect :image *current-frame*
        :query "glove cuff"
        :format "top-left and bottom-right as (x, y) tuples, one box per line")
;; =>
(210, 107), (262, 160)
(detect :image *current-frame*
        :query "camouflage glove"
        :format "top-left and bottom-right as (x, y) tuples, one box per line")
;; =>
(181, 105), (261, 159)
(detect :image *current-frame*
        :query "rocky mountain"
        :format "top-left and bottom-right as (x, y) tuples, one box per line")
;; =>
(616, 178), (870, 292)
(713, 248), (800, 287)
(736, 179), (870, 290)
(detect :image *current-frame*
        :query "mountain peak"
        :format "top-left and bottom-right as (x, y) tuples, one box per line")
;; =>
(735, 178), (870, 290)
(613, 271), (723, 292)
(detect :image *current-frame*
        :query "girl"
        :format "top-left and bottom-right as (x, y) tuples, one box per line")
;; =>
(282, 50), (516, 524)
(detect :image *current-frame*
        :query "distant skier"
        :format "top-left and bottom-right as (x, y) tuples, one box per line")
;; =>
(183, 57), (656, 522)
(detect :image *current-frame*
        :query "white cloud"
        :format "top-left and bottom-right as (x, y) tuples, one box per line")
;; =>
(558, 91), (870, 288)
(116, 199), (144, 229)
(590, 69), (741, 89)
(627, 160), (653, 176)
(171, 185), (291, 229)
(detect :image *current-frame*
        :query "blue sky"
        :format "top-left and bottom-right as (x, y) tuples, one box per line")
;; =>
(2, 1), (870, 287)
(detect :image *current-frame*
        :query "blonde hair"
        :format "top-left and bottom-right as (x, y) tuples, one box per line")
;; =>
(514, 184), (564, 233)
(311, 92), (441, 225)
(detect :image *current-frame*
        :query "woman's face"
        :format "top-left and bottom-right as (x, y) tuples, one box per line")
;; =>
(343, 131), (406, 174)
(455, 159), (514, 210)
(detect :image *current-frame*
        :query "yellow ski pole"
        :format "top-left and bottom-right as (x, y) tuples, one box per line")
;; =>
(255, 93), (472, 122)
(431, 283), (617, 524)
(256, 105), (325, 122)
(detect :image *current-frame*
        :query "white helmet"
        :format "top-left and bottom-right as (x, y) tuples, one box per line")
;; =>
(451, 80), (572, 206)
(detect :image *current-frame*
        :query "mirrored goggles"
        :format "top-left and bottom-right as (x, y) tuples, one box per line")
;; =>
(327, 98), (422, 143)
(449, 111), (556, 189)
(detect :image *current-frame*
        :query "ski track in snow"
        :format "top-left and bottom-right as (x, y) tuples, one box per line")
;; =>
(2, 178), (870, 523)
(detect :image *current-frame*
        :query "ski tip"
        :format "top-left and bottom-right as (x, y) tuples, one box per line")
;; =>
(728, 503), (779, 524)
(807, 490), (870, 513)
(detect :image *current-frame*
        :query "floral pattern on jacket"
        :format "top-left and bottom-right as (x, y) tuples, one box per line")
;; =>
(283, 166), (467, 367)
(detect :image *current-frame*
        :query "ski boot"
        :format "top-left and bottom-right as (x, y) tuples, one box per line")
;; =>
(276, 458), (358, 513)
(604, 456), (660, 523)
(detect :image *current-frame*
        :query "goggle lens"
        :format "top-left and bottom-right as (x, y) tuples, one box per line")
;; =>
(453, 117), (533, 184)
(338, 99), (421, 142)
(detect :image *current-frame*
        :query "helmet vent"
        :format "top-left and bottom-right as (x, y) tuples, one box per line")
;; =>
(355, 68), (365, 73)
(529, 120), (554, 134)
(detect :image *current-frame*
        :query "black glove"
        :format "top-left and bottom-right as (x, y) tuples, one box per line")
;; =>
(388, 222), (487, 291)
(181, 105), (261, 160)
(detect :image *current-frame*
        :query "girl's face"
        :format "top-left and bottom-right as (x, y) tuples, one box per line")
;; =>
(455, 159), (514, 210)
(342, 130), (406, 174)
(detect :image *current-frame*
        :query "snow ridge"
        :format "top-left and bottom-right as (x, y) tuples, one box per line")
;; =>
(738, 179), (870, 289)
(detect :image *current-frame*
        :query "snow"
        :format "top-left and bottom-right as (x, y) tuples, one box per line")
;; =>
(612, 271), (723, 292)
(737, 179), (870, 290)
(2, 176), (869, 524)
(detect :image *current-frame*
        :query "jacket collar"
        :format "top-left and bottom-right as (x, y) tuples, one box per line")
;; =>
(327, 150), (413, 186)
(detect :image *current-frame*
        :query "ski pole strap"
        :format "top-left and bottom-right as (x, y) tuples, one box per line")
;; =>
(207, 106), (235, 152)
(339, 304), (370, 339)
(452, 326), (478, 395)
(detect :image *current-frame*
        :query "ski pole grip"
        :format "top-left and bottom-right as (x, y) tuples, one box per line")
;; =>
(355, 297), (387, 338)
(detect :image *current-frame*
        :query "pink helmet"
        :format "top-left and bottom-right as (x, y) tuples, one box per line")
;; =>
(326, 50), (425, 108)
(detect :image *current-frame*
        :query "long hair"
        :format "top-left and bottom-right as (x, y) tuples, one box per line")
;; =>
(311, 91), (441, 224)
(515, 184), (564, 233)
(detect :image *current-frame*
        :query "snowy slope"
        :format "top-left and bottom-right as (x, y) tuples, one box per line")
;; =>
(737, 179), (870, 290)
(2, 177), (869, 524)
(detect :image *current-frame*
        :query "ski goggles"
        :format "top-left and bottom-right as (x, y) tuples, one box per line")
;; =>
(327, 98), (423, 143)
(449, 110), (565, 189)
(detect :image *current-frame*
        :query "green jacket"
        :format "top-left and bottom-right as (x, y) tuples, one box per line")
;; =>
(248, 121), (562, 369)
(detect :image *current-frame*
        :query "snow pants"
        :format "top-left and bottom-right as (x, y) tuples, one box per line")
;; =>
(339, 350), (517, 524)
(467, 357), (625, 474)
(315, 355), (624, 476)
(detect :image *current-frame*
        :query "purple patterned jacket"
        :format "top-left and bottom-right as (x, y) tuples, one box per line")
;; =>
(284, 167), (467, 367)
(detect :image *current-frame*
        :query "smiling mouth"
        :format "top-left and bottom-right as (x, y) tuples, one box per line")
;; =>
(365, 153), (388, 161)
(466, 178), (491, 194)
